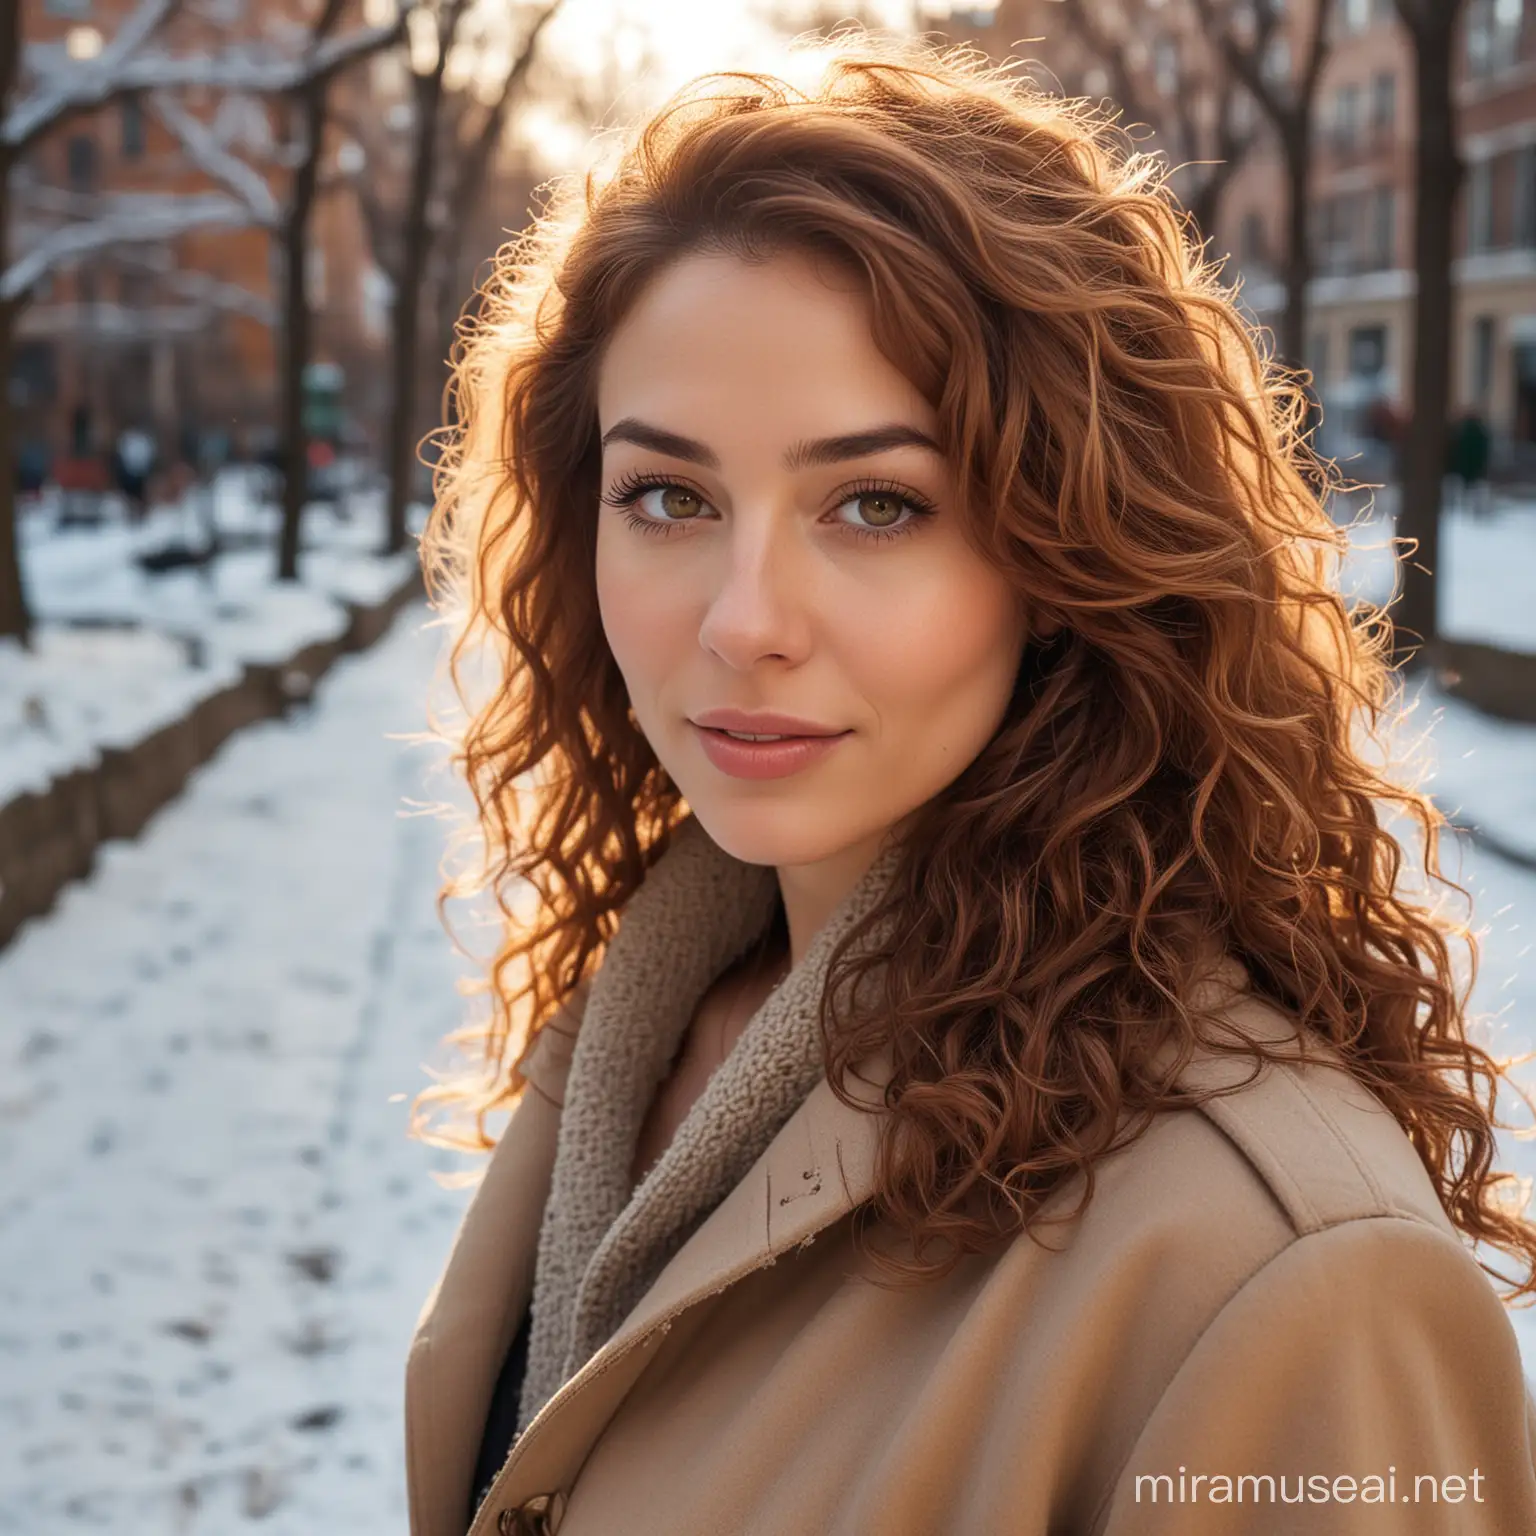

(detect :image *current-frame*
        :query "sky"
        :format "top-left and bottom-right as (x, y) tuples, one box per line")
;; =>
(502, 0), (925, 173)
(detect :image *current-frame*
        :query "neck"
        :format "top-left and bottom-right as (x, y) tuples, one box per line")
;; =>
(774, 824), (903, 969)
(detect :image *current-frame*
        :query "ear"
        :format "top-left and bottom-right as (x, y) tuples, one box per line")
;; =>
(1031, 609), (1063, 642)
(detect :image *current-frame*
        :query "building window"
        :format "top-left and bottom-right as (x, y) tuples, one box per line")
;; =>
(65, 133), (97, 191)
(1472, 315), (1497, 404)
(1467, 0), (1525, 76)
(121, 95), (145, 159)
(1309, 330), (1329, 389)
(1340, 0), (1372, 34)
(1348, 324), (1387, 380)
(1515, 142), (1536, 246)
(11, 342), (58, 409)
(1263, 36), (1292, 87)
(1241, 210), (1267, 264)
(306, 247), (326, 305)
(1331, 82), (1361, 151)
(118, 268), (152, 308)
(1316, 194), (1360, 276)
(1369, 186), (1395, 269)
(1370, 71), (1396, 142)
(1467, 159), (1495, 254)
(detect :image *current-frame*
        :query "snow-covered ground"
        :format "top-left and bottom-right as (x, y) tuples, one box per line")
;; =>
(1336, 479), (1536, 653)
(1, 471), (421, 802)
(0, 604), (478, 1533)
(0, 492), (1532, 1531)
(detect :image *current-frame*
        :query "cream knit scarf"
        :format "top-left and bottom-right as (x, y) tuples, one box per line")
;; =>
(516, 813), (904, 1434)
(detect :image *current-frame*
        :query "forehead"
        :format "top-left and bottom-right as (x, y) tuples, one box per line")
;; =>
(595, 249), (938, 448)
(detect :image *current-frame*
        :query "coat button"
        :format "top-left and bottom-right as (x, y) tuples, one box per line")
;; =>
(497, 1490), (567, 1534)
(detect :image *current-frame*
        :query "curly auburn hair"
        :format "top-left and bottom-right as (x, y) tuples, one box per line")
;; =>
(411, 29), (1536, 1298)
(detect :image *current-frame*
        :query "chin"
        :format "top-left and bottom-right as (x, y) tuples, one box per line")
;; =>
(682, 797), (845, 870)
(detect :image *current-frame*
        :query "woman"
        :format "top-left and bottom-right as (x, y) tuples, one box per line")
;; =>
(406, 34), (1536, 1536)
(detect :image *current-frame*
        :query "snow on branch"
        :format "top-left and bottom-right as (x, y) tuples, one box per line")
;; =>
(148, 90), (281, 227)
(301, 19), (407, 84)
(6, 16), (405, 151)
(1, 193), (257, 302)
(5, 0), (179, 151)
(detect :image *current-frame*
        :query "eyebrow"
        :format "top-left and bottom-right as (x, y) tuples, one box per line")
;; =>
(599, 417), (943, 471)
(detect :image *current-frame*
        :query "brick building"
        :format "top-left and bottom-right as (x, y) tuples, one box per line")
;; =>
(929, 0), (1536, 473)
(10, 0), (394, 474)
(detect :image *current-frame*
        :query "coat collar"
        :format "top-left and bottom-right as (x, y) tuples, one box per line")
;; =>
(407, 1018), (894, 1536)
(406, 821), (1266, 1536)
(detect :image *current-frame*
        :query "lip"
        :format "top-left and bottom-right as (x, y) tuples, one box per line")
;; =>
(690, 707), (847, 736)
(690, 721), (852, 780)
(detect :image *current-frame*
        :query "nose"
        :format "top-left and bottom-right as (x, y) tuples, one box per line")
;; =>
(696, 507), (811, 669)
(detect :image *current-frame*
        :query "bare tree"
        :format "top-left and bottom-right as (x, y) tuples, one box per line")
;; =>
(424, 1), (563, 449)
(0, 0), (406, 640)
(275, 0), (406, 583)
(380, 0), (475, 556)
(376, 0), (565, 554)
(1390, 0), (1470, 667)
(1191, 0), (1336, 370)
(0, 0), (226, 644)
(1051, 0), (1256, 250)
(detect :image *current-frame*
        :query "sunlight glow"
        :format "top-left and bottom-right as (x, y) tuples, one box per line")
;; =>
(511, 0), (919, 174)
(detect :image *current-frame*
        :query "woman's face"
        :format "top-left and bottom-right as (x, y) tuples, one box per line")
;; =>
(594, 248), (1040, 876)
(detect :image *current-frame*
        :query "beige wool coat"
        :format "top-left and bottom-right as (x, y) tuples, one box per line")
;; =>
(405, 819), (1536, 1536)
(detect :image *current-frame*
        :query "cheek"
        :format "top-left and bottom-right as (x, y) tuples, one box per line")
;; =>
(594, 531), (686, 689)
(852, 567), (1025, 728)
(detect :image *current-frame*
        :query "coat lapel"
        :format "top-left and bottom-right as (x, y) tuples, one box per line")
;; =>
(405, 997), (587, 1536)
(461, 1044), (894, 1533)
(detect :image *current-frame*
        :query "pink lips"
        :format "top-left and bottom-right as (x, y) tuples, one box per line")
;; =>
(691, 722), (852, 780)
(690, 706), (846, 737)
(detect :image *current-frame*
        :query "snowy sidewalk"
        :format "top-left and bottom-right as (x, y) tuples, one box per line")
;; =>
(4, 471), (421, 805)
(1338, 484), (1536, 655)
(0, 602), (480, 1534)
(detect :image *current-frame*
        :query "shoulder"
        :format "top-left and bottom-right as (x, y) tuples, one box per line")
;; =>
(1167, 983), (1457, 1243)
(1062, 978), (1475, 1310)
(1033, 980), (1486, 1351)
(1067, 984), (1536, 1530)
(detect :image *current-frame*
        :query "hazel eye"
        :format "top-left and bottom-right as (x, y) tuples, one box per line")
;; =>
(840, 491), (909, 531)
(645, 485), (704, 521)
(830, 482), (939, 542)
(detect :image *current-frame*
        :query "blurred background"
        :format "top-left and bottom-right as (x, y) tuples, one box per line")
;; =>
(1, 1), (1534, 1530)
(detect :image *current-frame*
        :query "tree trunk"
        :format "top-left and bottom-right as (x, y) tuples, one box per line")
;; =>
(0, 1), (30, 645)
(276, 85), (328, 583)
(1278, 118), (1313, 373)
(384, 5), (467, 557)
(1392, 3), (1463, 668)
(0, 294), (29, 647)
(383, 77), (439, 556)
(1187, 160), (1239, 258)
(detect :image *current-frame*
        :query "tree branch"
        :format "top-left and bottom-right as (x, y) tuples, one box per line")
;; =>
(148, 88), (281, 226)
(1, 192), (257, 300)
(5, 15), (405, 150)
(444, 0), (563, 244)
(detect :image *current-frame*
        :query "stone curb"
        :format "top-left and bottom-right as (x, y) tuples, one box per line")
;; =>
(0, 564), (425, 950)
(1435, 638), (1536, 726)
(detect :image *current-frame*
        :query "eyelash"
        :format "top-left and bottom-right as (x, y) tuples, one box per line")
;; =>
(600, 470), (939, 544)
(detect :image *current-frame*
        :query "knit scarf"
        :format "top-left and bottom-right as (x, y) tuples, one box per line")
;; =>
(516, 813), (905, 1433)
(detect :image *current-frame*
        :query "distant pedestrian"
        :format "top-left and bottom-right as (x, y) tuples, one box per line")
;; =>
(114, 425), (156, 522)
(1448, 411), (1493, 518)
